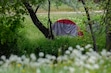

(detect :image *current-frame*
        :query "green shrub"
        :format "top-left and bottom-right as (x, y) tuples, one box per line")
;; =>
(0, 15), (24, 57)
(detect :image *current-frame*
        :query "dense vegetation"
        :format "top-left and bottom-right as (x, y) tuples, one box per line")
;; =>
(0, 0), (110, 55)
(0, 0), (111, 73)
(17, 13), (105, 56)
(0, 0), (107, 56)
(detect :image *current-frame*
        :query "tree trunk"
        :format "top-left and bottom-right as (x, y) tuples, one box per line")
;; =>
(47, 0), (54, 39)
(105, 0), (111, 51)
(81, 0), (97, 51)
(23, 2), (54, 39)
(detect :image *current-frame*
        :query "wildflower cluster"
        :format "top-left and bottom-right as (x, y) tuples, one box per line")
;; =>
(0, 44), (111, 73)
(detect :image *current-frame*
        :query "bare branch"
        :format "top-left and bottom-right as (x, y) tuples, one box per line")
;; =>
(47, 0), (54, 39)
(23, 2), (50, 38)
(81, 0), (97, 51)
(35, 4), (40, 13)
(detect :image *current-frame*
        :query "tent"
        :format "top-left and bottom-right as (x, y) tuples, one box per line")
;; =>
(52, 19), (83, 36)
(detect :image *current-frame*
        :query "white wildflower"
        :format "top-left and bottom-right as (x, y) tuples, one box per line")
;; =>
(16, 57), (22, 64)
(88, 57), (96, 64)
(79, 61), (85, 66)
(30, 53), (36, 61)
(85, 44), (92, 49)
(2, 59), (10, 68)
(39, 52), (44, 57)
(70, 53), (75, 59)
(93, 64), (99, 69)
(21, 55), (26, 60)
(23, 58), (30, 65)
(92, 51), (100, 58)
(79, 47), (84, 51)
(68, 47), (73, 51)
(101, 49), (107, 56)
(89, 48), (94, 52)
(30, 62), (40, 68)
(57, 56), (63, 62)
(46, 55), (56, 61)
(76, 45), (81, 49)
(46, 54), (52, 60)
(1, 55), (6, 61)
(37, 58), (45, 64)
(34, 62), (41, 67)
(51, 56), (56, 60)
(65, 50), (70, 55)
(9, 54), (18, 62)
(72, 49), (80, 55)
(75, 58), (82, 66)
(107, 52), (111, 56)
(80, 55), (88, 61)
(72, 49), (82, 57)
(62, 55), (68, 61)
(44, 58), (51, 64)
(0, 61), (3, 65)
(69, 67), (75, 73)
(85, 64), (93, 70)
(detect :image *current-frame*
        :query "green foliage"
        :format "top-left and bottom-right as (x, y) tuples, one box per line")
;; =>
(34, 36), (92, 56)
(0, 0), (25, 56)
(0, 16), (24, 56)
(0, 0), (106, 56)
(17, 13), (105, 56)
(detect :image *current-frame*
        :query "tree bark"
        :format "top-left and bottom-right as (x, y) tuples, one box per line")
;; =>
(35, 4), (40, 14)
(23, 2), (54, 39)
(81, 0), (97, 51)
(105, 0), (111, 51)
(47, 0), (54, 39)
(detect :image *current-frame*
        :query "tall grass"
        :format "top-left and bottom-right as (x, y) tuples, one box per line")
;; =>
(16, 12), (105, 56)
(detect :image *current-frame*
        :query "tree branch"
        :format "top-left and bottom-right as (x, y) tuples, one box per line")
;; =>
(35, 4), (40, 13)
(23, 2), (50, 38)
(47, 0), (54, 39)
(81, 0), (97, 51)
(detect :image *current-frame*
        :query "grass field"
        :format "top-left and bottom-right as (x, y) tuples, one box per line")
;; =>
(16, 11), (106, 56)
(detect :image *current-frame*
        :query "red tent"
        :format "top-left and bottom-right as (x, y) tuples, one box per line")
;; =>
(52, 19), (83, 36)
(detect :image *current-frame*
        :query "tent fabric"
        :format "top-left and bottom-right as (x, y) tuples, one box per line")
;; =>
(57, 19), (76, 25)
(52, 19), (78, 36)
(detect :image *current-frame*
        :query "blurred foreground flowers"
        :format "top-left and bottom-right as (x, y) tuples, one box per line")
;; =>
(0, 44), (111, 73)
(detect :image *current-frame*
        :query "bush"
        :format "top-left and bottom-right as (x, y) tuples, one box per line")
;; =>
(0, 11), (25, 57)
